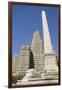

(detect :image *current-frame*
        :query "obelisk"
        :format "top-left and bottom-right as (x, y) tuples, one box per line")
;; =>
(41, 10), (58, 79)
(42, 11), (53, 54)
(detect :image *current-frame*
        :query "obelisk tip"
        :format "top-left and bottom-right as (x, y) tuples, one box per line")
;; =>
(41, 10), (45, 16)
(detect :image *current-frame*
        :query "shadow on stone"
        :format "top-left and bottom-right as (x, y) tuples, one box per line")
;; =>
(29, 50), (34, 69)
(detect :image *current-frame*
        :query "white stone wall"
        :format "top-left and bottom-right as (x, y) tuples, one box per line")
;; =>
(12, 55), (20, 76)
(44, 54), (58, 72)
(17, 45), (30, 76)
(31, 31), (44, 73)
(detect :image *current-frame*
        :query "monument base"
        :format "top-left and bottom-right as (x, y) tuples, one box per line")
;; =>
(41, 71), (58, 79)
(42, 53), (58, 79)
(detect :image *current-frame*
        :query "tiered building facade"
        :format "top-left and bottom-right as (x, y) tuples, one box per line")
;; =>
(12, 31), (44, 76)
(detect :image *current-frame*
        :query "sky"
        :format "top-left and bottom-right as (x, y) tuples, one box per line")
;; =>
(12, 4), (59, 59)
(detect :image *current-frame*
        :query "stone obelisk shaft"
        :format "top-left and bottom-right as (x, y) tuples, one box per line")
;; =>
(42, 11), (53, 54)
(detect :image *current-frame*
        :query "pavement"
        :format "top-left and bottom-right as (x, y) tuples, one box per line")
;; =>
(12, 79), (58, 86)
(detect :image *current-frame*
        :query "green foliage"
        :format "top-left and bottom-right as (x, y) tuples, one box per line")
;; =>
(44, 69), (47, 73)
(12, 75), (24, 81)
(12, 76), (17, 85)
(16, 75), (23, 80)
